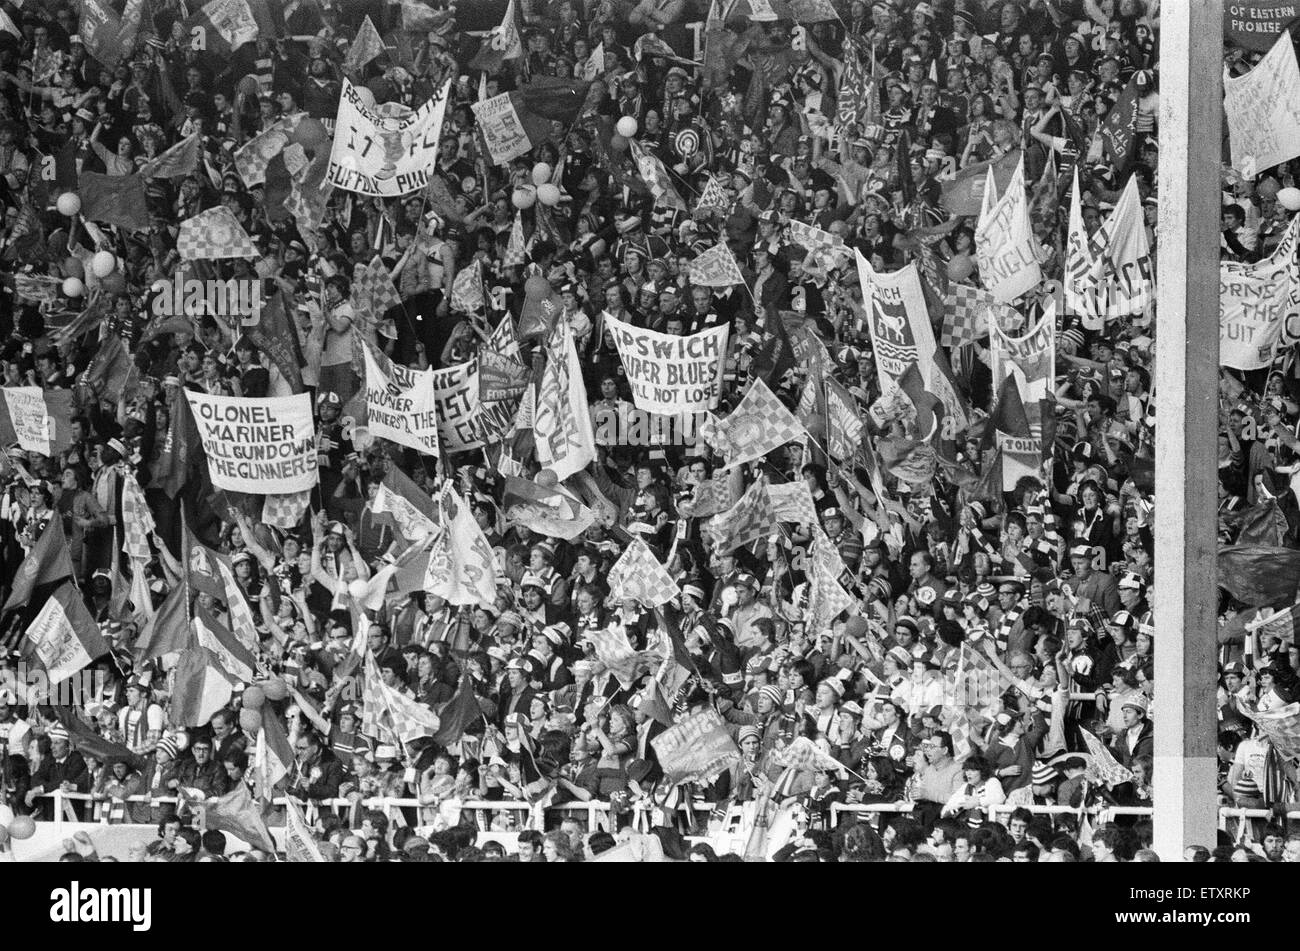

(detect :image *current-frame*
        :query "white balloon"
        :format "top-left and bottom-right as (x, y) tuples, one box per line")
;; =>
(355, 85), (377, 109)
(347, 579), (370, 601)
(512, 187), (537, 209)
(531, 162), (553, 186)
(616, 116), (639, 139)
(351, 426), (374, 451)
(91, 250), (117, 278)
(537, 183), (561, 206)
(56, 192), (81, 217)
(1279, 187), (1300, 212)
(62, 277), (85, 298)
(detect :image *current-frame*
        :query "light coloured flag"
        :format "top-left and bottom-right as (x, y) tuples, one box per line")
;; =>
(185, 0), (259, 56)
(689, 241), (745, 287)
(343, 15), (385, 73)
(607, 537), (680, 607)
(581, 41), (605, 80)
(177, 205), (259, 260)
(534, 318), (596, 481)
(284, 797), (327, 861)
(424, 484), (499, 607)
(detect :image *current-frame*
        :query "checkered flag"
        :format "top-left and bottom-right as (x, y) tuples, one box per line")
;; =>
(350, 255), (403, 372)
(607, 537), (680, 607)
(807, 531), (855, 631)
(688, 241), (745, 288)
(678, 472), (739, 518)
(449, 259), (485, 315)
(941, 283), (998, 349)
(697, 175), (730, 212)
(707, 474), (776, 553)
(713, 378), (806, 469)
(263, 490), (310, 530)
(120, 471), (155, 562)
(502, 211), (527, 268)
(177, 206), (259, 261)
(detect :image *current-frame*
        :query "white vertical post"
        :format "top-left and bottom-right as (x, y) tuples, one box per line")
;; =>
(1153, 0), (1223, 860)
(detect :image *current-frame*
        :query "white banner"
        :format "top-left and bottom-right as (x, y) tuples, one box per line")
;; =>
(27, 596), (94, 686)
(326, 78), (452, 196)
(430, 359), (484, 451)
(855, 251), (937, 397)
(362, 346), (441, 456)
(2, 387), (53, 456)
(604, 314), (728, 413)
(975, 158), (1042, 303)
(1221, 265), (1291, 370)
(1224, 32), (1300, 176)
(186, 392), (318, 493)
(424, 485), (499, 606)
(471, 93), (532, 165)
(996, 432), (1042, 492)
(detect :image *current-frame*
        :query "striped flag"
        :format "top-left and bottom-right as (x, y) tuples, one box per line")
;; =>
(192, 603), (257, 682)
(169, 647), (236, 727)
(21, 583), (109, 686)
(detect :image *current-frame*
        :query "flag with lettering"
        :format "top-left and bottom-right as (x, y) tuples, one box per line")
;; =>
(20, 583), (108, 686)
(424, 484), (498, 608)
(1097, 74), (1141, 176)
(975, 157), (1042, 303)
(1084, 175), (1154, 320)
(184, 0), (260, 58)
(534, 319), (596, 481)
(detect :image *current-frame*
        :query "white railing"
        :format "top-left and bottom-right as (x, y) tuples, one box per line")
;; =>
(36, 790), (715, 834)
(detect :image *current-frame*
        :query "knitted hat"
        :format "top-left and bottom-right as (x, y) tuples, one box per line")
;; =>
(758, 684), (784, 707)
(156, 735), (180, 759)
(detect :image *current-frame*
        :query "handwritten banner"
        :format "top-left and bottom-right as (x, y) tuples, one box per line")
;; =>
(1221, 265), (1291, 369)
(604, 313), (728, 413)
(326, 78), (451, 196)
(186, 392), (318, 493)
(651, 708), (741, 786)
(1224, 32), (1300, 175)
(855, 252), (936, 397)
(431, 359), (484, 451)
(975, 158), (1042, 303)
(471, 92), (533, 165)
(362, 345), (441, 456)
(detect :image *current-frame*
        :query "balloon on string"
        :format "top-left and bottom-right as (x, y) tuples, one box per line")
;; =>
(56, 192), (81, 216)
(91, 250), (117, 278)
(242, 684), (266, 710)
(62, 277), (84, 298)
(8, 815), (35, 840)
(63, 255), (84, 279)
(238, 707), (262, 733)
(348, 578), (370, 600)
(610, 133), (629, 153)
(1279, 187), (1300, 212)
(537, 183), (561, 206)
(352, 426), (374, 451)
(263, 678), (289, 702)
(532, 162), (553, 186)
(512, 187), (537, 209)
(535, 468), (559, 488)
(616, 116), (638, 138)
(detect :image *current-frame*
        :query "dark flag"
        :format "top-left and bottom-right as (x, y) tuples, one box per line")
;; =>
(78, 171), (152, 230)
(749, 304), (796, 387)
(1098, 74), (1142, 175)
(3, 518), (75, 613)
(983, 374), (1032, 448)
(48, 706), (145, 770)
(246, 289), (305, 393)
(1218, 547), (1300, 607)
(133, 583), (192, 663)
(150, 383), (198, 498)
(431, 673), (486, 746)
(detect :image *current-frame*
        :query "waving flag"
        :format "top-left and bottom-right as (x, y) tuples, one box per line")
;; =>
(4, 519), (74, 613)
(707, 474), (776, 552)
(170, 647), (236, 727)
(21, 583), (108, 686)
(709, 377), (805, 469)
(140, 132), (202, 179)
(178, 206), (259, 260)
(78, 172), (151, 231)
(184, 0), (259, 58)
(534, 319), (596, 481)
(1080, 728), (1135, 788)
(607, 537), (680, 607)
(343, 15), (385, 73)
(362, 654), (441, 742)
(469, 0), (524, 73)
(689, 241), (745, 287)
(424, 484), (499, 608)
(629, 139), (688, 211)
